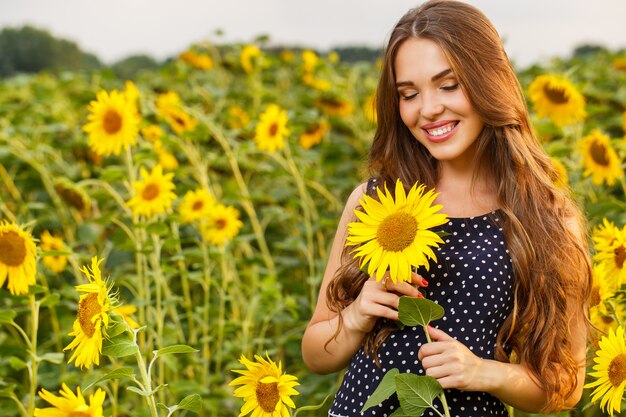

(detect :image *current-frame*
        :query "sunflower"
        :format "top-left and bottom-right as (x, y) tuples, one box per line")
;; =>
(64, 257), (113, 369)
(589, 263), (618, 312)
(141, 125), (164, 142)
(363, 93), (377, 124)
(153, 140), (179, 170)
(34, 383), (106, 417)
(227, 106), (250, 130)
(161, 107), (198, 135)
(301, 49), (319, 73)
(299, 121), (329, 149)
(593, 220), (626, 286)
(254, 104), (290, 152)
(585, 326), (626, 415)
(179, 50), (213, 70)
(315, 96), (353, 117)
(346, 179), (448, 283)
(528, 74), (586, 127)
(622, 112), (626, 135)
(0, 221), (37, 295)
(241, 45), (262, 74)
(83, 89), (140, 157)
(550, 157), (568, 188)
(112, 304), (140, 329)
(179, 189), (216, 224)
(302, 73), (331, 91)
(613, 57), (626, 71)
(579, 129), (623, 186)
(229, 353), (299, 417)
(39, 230), (68, 273)
(126, 165), (177, 219)
(54, 177), (91, 215)
(123, 80), (140, 107)
(200, 204), (243, 246)
(156, 91), (182, 114)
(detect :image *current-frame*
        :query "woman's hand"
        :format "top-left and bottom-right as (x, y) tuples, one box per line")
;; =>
(418, 325), (486, 391)
(343, 271), (427, 334)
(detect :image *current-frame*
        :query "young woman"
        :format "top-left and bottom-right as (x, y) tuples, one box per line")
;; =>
(301, 1), (592, 416)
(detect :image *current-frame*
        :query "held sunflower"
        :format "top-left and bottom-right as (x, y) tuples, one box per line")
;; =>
(528, 74), (586, 127)
(0, 221), (37, 295)
(229, 353), (299, 417)
(64, 257), (114, 369)
(34, 383), (106, 417)
(585, 326), (626, 415)
(126, 164), (177, 219)
(346, 179), (448, 284)
(83, 89), (140, 157)
(579, 129), (623, 186)
(254, 104), (290, 152)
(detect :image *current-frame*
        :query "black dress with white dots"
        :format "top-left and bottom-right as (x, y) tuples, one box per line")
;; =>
(328, 212), (515, 417)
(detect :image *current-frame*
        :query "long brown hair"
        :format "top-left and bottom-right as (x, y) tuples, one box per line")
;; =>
(326, 0), (592, 411)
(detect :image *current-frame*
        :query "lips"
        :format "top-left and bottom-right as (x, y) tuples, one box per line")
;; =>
(421, 121), (459, 142)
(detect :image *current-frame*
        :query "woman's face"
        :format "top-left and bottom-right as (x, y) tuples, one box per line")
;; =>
(395, 37), (485, 169)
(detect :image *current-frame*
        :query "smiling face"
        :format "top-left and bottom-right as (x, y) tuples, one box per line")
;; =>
(395, 37), (485, 169)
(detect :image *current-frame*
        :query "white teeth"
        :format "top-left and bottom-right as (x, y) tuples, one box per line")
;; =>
(427, 124), (454, 136)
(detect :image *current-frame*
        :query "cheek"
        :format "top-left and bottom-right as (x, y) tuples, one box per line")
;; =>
(399, 102), (418, 129)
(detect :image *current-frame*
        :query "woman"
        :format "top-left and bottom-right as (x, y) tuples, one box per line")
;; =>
(301, 1), (592, 416)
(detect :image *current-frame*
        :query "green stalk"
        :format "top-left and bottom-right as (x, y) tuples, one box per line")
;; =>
(28, 295), (40, 417)
(201, 241), (213, 385)
(171, 222), (198, 344)
(133, 331), (159, 417)
(204, 119), (276, 275)
(423, 326), (451, 417)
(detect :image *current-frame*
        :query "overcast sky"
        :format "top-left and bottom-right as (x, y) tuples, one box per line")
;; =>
(1, 0), (625, 68)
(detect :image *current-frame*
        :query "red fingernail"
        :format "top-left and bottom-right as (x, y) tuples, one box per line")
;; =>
(417, 292), (424, 298)
(422, 278), (429, 287)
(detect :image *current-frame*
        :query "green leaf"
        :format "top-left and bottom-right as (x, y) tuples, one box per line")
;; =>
(361, 368), (399, 412)
(40, 293), (60, 307)
(9, 356), (27, 371)
(39, 352), (64, 364)
(0, 384), (17, 397)
(106, 320), (128, 338)
(177, 394), (203, 413)
(127, 386), (152, 397)
(102, 333), (138, 357)
(389, 407), (412, 417)
(0, 310), (17, 324)
(84, 367), (135, 391)
(395, 374), (442, 417)
(398, 296), (444, 327)
(153, 344), (198, 358)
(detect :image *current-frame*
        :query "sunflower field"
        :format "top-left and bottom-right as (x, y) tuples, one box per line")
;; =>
(1, 40), (626, 417)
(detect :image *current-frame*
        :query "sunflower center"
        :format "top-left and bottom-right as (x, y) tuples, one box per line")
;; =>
(615, 245), (626, 269)
(376, 211), (418, 252)
(542, 84), (569, 104)
(589, 285), (601, 308)
(215, 218), (227, 230)
(269, 123), (279, 137)
(192, 201), (204, 211)
(609, 353), (626, 387)
(142, 183), (160, 201)
(103, 110), (123, 134)
(0, 230), (27, 267)
(78, 292), (102, 338)
(255, 381), (280, 413)
(590, 142), (609, 166)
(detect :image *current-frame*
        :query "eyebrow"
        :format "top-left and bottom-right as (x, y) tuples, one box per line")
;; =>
(396, 68), (454, 87)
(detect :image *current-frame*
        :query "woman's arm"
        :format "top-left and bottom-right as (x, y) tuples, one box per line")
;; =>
(302, 183), (425, 374)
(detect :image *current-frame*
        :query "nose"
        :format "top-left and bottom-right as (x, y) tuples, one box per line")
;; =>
(420, 91), (444, 120)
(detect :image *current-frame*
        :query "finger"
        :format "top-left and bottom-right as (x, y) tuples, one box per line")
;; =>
(423, 364), (451, 380)
(420, 353), (449, 370)
(417, 341), (448, 360)
(426, 325), (454, 342)
(411, 272), (428, 287)
(385, 281), (424, 298)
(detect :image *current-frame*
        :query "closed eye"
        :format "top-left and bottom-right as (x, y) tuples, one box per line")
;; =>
(441, 83), (460, 91)
(401, 93), (418, 101)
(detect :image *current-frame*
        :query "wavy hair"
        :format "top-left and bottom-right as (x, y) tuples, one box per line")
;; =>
(326, 0), (592, 411)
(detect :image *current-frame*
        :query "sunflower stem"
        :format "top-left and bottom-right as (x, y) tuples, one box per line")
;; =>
(133, 329), (160, 417)
(171, 221), (198, 344)
(9, 393), (29, 417)
(423, 325), (451, 417)
(204, 119), (276, 276)
(28, 294), (40, 417)
(201, 240), (213, 386)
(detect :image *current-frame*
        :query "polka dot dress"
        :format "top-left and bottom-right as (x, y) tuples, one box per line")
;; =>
(328, 212), (514, 417)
